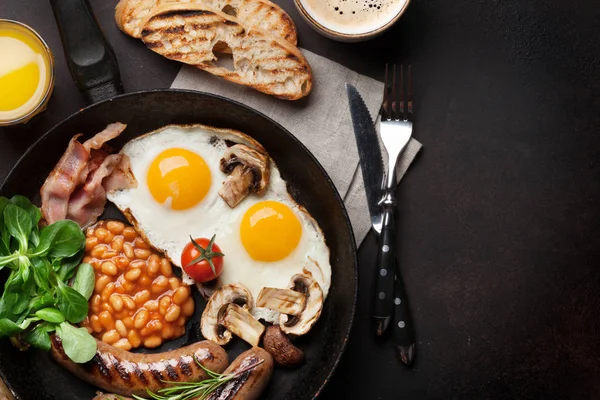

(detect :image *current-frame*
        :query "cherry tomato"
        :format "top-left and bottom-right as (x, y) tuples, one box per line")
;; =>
(181, 235), (224, 283)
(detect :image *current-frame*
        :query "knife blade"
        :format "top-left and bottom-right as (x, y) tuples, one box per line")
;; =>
(345, 83), (384, 232)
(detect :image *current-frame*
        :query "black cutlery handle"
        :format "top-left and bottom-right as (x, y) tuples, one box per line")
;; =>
(372, 208), (395, 335)
(49, 0), (123, 104)
(392, 268), (416, 366)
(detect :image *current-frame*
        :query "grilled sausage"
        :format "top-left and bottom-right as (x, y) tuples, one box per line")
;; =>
(207, 347), (274, 400)
(50, 336), (228, 397)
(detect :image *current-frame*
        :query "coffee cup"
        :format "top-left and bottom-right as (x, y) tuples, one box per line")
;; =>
(294, 0), (410, 42)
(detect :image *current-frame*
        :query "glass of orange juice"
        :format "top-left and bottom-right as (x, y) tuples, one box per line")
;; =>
(0, 19), (55, 126)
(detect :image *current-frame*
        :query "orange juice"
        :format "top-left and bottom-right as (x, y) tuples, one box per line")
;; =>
(0, 20), (54, 126)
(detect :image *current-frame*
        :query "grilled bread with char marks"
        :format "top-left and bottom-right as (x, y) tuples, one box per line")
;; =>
(115, 0), (297, 46)
(141, 4), (312, 100)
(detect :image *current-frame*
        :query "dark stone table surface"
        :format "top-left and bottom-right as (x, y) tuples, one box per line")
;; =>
(1, 0), (599, 398)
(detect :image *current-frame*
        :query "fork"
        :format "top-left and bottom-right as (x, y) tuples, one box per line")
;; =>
(372, 64), (416, 365)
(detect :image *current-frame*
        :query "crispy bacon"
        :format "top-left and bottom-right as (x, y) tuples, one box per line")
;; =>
(40, 122), (134, 227)
(40, 135), (90, 225)
(66, 154), (123, 228)
(103, 155), (138, 193)
(82, 122), (127, 152)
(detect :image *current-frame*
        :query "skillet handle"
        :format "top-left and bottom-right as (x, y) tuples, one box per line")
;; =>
(49, 0), (124, 104)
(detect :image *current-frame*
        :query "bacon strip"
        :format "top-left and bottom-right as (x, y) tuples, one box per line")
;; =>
(40, 122), (133, 227)
(83, 122), (127, 152)
(40, 135), (90, 225)
(103, 155), (137, 193)
(66, 154), (123, 228)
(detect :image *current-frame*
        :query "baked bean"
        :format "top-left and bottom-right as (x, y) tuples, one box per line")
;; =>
(164, 304), (181, 322)
(90, 315), (102, 333)
(101, 261), (118, 276)
(123, 227), (137, 240)
(123, 317), (134, 329)
(103, 231), (114, 244)
(95, 228), (109, 242)
(107, 220), (125, 234)
(85, 221), (191, 350)
(111, 236), (124, 252)
(182, 297), (195, 317)
(143, 336), (162, 348)
(101, 282), (116, 302)
(99, 311), (115, 331)
(120, 280), (134, 293)
(125, 268), (141, 281)
(152, 276), (169, 293)
(123, 295), (136, 310)
(160, 258), (173, 276)
(134, 309), (150, 329)
(82, 256), (92, 264)
(168, 277), (180, 290)
(109, 294), (124, 312)
(128, 330), (141, 347)
(159, 296), (171, 315)
(114, 255), (130, 270)
(91, 244), (108, 259)
(91, 294), (102, 314)
(115, 320), (128, 337)
(135, 237), (150, 249)
(85, 237), (99, 251)
(101, 250), (118, 259)
(113, 338), (132, 351)
(162, 324), (174, 339)
(137, 274), (152, 287)
(133, 289), (150, 304)
(144, 300), (159, 312)
(101, 303), (114, 314)
(134, 248), (151, 260)
(173, 286), (189, 305)
(141, 320), (163, 336)
(122, 243), (134, 260)
(102, 330), (120, 345)
(147, 255), (160, 276)
(95, 275), (111, 294)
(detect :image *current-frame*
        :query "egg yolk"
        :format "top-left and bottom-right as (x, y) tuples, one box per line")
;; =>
(147, 148), (211, 210)
(240, 201), (302, 261)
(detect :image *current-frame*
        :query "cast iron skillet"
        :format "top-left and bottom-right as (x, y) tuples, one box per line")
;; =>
(0, 0), (357, 399)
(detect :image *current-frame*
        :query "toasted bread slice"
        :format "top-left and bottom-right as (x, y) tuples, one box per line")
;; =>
(141, 4), (312, 100)
(115, 0), (297, 46)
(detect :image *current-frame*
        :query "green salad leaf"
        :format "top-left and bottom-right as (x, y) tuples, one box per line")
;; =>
(0, 195), (93, 364)
(72, 263), (95, 300)
(56, 281), (89, 323)
(56, 322), (97, 363)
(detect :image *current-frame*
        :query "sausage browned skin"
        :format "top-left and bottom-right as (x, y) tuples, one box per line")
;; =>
(207, 347), (274, 400)
(50, 337), (228, 397)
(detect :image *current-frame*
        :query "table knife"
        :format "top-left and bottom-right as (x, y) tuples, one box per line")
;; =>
(345, 83), (416, 366)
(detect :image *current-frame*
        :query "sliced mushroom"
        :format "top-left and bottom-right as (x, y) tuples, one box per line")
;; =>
(256, 287), (307, 316)
(201, 283), (254, 345)
(263, 325), (305, 368)
(219, 144), (270, 208)
(256, 274), (324, 337)
(220, 303), (265, 347)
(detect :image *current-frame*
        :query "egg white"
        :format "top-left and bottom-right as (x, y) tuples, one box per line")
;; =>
(107, 125), (331, 322)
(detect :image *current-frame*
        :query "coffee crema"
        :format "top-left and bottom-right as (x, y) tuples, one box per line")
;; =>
(300, 0), (407, 35)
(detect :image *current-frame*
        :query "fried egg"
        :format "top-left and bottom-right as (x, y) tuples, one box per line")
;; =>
(107, 125), (331, 322)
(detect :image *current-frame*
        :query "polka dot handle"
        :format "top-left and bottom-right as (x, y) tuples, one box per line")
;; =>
(393, 269), (416, 366)
(372, 208), (396, 335)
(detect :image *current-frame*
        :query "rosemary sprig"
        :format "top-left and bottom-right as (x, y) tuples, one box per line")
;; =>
(185, 234), (224, 276)
(132, 355), (264, 400)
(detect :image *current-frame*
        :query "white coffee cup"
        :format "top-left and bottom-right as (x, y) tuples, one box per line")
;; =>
(294, 0), (410, 42)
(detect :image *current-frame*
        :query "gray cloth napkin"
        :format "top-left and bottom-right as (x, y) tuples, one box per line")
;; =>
(171, 49), (422, 245)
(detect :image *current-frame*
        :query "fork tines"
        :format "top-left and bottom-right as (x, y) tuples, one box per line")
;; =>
(382, 64), (412, 122)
